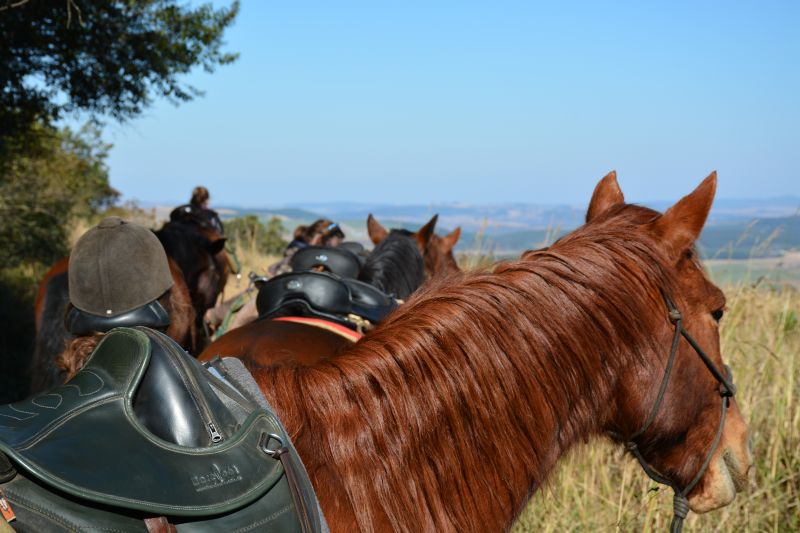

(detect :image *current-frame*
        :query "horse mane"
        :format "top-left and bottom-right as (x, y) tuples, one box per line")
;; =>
(254, 205), (682, 532)
(358, 229), (426, 300)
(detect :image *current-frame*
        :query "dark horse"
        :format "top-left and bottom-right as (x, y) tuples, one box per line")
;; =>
(358, 229), (427, 300)
(155, 219), (229, 348)
(198, 216), (437, 365)
(227, 173), (752, 531)
(30, 258), (195, 393)
(366, 213), (461, 277)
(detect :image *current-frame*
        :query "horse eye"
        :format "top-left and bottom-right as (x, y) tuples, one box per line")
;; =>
(712, 309), (724, 322)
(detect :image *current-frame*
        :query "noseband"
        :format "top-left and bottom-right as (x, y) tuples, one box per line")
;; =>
(621, 295), (736, 533)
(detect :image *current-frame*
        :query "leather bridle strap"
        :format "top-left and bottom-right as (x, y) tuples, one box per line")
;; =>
(622, 295), (736, 533)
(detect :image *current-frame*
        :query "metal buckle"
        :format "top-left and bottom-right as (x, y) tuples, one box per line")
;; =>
(259, 432), (285, 457)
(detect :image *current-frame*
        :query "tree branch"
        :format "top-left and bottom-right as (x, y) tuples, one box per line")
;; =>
(0, 0), (32, 13)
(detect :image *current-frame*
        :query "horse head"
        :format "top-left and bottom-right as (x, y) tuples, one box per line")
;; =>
(585, 171), (752, 515)
(425, 226), (461, 276)
(362, 214), (440, 300)
(367, 213), (459, 277)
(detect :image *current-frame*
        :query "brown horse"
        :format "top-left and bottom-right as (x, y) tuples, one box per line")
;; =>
(154, 219), (229, 349)
(230, 173), (751, 532)
(426, 227), (461, 275)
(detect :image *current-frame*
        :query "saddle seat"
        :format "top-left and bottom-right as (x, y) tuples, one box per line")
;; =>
(255, 271), (398, 330)
(0, 327), (316, 520)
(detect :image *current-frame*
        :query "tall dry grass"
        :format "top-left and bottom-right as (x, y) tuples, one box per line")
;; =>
(512, 282), (799, 532)
(219, 241), (280, 298)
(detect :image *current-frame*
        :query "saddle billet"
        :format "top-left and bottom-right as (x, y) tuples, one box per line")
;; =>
(0, 327), (323, 532)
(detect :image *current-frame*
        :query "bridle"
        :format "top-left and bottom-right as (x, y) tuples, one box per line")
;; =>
(617, 294), (737, 533)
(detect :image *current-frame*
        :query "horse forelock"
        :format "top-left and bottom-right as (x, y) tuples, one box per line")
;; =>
(258, 205), (682, 532)
(358, 230), (426, 300)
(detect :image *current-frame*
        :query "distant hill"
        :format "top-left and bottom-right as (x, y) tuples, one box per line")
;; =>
(456, 215), (800, 259)
(219, 206), (323, 221)
(142, 196), (800, 259)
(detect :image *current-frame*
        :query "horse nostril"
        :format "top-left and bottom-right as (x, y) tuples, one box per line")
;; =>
(722, 448), (750, 493)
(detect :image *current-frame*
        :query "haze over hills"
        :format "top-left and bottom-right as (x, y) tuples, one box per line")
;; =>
(144, 196), (800, 259)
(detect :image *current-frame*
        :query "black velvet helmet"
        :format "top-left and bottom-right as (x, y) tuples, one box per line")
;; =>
(66, 217), (173, 335)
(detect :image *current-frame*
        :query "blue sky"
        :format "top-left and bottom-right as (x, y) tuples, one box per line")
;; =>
(102, 1), (799, 207)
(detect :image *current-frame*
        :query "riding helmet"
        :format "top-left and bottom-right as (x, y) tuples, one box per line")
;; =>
(67, 217), (173, 332)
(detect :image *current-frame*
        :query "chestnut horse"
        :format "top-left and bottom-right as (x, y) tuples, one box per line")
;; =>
(230, 173), (752, 532)
(30, 258), (194, 393)
(198, 216), (439, 366)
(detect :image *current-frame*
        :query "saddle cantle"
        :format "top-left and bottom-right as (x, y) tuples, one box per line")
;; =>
(0, 327), (323, 532)
(255, 271), (398, 330)
(289, 246), (362, 279)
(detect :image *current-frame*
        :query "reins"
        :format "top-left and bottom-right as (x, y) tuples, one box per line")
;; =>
(617, 294), (736, 533)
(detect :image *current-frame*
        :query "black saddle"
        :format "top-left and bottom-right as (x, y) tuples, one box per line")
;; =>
(0, 327), (323, 532)
(289, 246), (361, 279)
(338, 242), (368, 264)
(255, 271), (397, 330)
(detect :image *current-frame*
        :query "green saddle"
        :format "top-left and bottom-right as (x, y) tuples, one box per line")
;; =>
(0, 327), (323, 532)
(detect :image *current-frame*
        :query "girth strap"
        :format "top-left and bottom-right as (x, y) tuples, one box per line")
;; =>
(260, 433), (317, 533)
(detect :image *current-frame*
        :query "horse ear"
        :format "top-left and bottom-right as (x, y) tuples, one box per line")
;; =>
(414, 214), (438, 251)
(367, 214), (389, 245)
(208, 237), (226, 255)
(648, 171), (717, 261)
(440, 226), (461, 251)
(586, 170), (624, 223)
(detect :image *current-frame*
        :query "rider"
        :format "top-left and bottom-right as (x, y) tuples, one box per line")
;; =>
(268, 219), (345, 276)
(58, 217), (192, 380)
(170, 185), (225, 235)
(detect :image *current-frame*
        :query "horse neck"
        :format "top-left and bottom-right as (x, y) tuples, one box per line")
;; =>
(263, 245), (665, 532)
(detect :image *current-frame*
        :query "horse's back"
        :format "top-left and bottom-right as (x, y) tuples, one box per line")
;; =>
(199, 319), (354, 367)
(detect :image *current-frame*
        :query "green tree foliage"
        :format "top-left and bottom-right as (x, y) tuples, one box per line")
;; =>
(0, 124), (118, 268)
(227, 215), (288, 256)
(0, 0), (239, 152)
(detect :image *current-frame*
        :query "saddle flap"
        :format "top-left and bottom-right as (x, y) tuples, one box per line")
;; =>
(343, 278), (397, 324)
(0, 328), (287, 516)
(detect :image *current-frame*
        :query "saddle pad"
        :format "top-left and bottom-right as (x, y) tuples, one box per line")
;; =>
(272, 316), (363, 343)
(0, 329), (287, 517)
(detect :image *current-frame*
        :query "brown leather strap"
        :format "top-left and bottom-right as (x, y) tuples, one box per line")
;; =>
(274, 447), (316, 533)
(144, 516), (177, 533)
